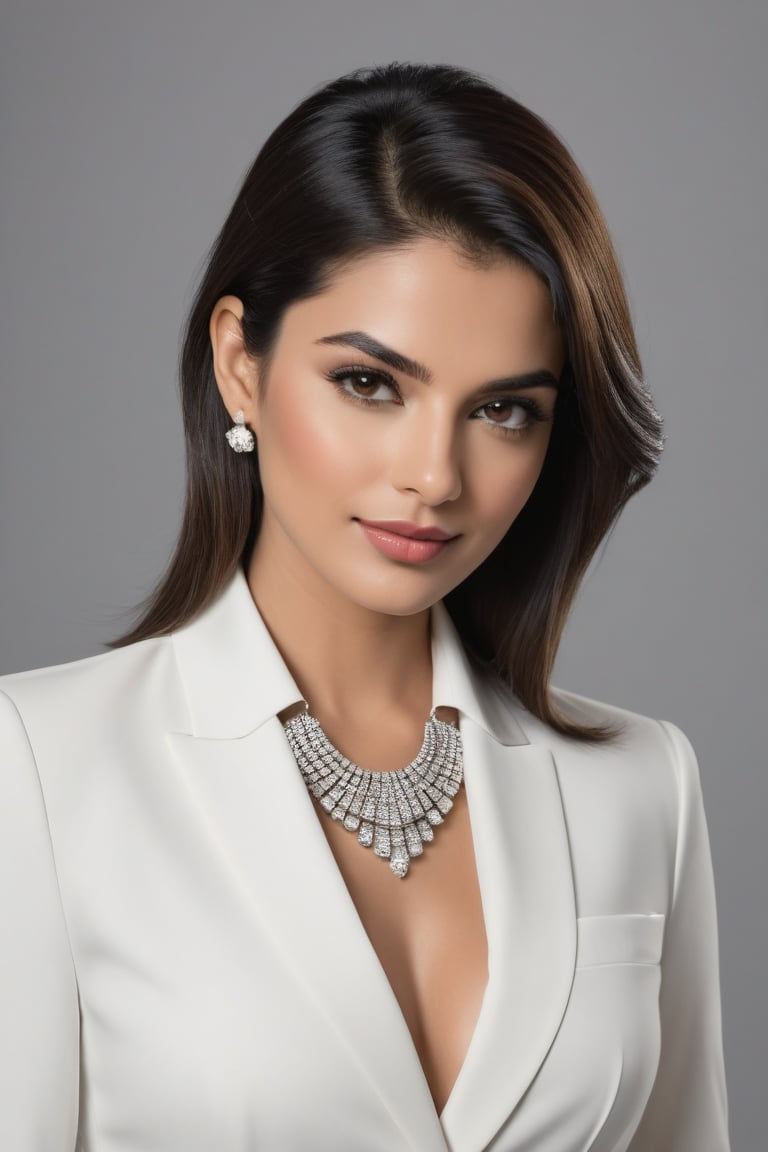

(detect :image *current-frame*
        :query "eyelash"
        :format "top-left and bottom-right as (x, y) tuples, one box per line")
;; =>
(324, 365), (550, 437)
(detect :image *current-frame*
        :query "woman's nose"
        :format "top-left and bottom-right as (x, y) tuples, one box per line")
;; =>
(389, 411), (462, 505)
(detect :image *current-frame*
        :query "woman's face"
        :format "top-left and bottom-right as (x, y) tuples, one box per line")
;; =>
(244, 237), (564, 617)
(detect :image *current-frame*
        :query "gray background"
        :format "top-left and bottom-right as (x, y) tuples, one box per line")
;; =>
(1, 0), (765, 1144)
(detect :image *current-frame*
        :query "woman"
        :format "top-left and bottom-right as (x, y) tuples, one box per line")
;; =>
(0, 62), (729, 1150)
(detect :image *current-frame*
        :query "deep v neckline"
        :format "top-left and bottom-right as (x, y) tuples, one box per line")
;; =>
(302, 733), (492, 1121)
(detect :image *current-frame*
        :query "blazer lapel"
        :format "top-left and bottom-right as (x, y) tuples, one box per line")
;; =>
(166, 719), (450, 1152)
(428, 597), (577, 1150)
(437, 717), (576, 1152)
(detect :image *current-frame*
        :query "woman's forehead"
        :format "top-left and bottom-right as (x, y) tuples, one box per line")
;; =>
(280, 239), (563, 369)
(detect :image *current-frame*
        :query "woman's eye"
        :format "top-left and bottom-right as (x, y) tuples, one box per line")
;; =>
(474, 399), (541, 432)
(325, 367), (549, 434)
(325, 367), (400, 404)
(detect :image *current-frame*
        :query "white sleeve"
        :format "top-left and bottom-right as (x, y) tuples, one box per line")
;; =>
(627, 719), (730, 1151)
(0, 689), (80, 1149)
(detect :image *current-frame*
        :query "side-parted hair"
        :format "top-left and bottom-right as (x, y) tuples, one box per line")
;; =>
(110, 61), (663, 742)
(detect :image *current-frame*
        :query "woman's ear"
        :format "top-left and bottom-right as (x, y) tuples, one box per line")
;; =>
(209, 295), (260, 434)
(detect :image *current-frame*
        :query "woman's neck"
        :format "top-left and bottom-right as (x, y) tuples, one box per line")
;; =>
(245, 545), (434, 729)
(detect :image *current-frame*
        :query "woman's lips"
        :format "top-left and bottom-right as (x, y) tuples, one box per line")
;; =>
(355, 519), (458, 564)
(358, 519), (456, 541)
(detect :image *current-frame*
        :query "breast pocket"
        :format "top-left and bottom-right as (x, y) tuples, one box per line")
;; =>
(575, 913), (665, 968)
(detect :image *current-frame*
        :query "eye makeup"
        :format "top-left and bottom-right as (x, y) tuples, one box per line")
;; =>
(323, 364), (552, 438)
(314, 330), (561, 395)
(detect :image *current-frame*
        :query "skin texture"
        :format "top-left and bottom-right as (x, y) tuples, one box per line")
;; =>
(210, 237), (565, 1114)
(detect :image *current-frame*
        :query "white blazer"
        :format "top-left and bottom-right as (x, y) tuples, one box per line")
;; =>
(0, 566), (730, 1152)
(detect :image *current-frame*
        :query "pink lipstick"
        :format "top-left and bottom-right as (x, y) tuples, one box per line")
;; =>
(355, 519), (458, 564)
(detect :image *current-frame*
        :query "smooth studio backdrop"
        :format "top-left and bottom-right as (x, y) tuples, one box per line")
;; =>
(0, 1), (765, 1147)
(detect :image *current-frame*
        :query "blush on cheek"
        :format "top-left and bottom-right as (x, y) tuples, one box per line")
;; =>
(270, 382), (346, 482)
(273, 381), (386, 491)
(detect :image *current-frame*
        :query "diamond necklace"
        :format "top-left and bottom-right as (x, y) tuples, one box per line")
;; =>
(282, 704), (464, 878)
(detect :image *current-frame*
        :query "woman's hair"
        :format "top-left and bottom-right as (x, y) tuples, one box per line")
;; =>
(110, 61), (663, 741)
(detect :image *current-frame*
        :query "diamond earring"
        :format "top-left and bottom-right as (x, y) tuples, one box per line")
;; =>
(225, 409), (255, 453)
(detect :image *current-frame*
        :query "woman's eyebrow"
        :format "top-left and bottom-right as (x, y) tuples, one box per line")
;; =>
(314, 330), (561, 393)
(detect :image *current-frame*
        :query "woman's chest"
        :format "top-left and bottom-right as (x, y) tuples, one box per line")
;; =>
(315, 784), (489, 1117)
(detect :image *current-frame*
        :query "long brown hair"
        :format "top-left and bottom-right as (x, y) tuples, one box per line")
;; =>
(110, 62), (663, 741)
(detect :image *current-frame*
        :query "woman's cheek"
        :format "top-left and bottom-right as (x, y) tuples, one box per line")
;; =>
(474, 442), (548, 529)
(271, 381), (379, 488)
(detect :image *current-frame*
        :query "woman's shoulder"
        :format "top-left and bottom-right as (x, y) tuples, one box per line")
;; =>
(461, 673), (698, 849)
(484, 671), (689, 752)
(0, 633), (178, 738)
(551, 683), (696, 760)
(483, 674), (701, 801)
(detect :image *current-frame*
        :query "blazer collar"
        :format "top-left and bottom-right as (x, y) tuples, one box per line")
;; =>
(170, 564), (528, 746)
